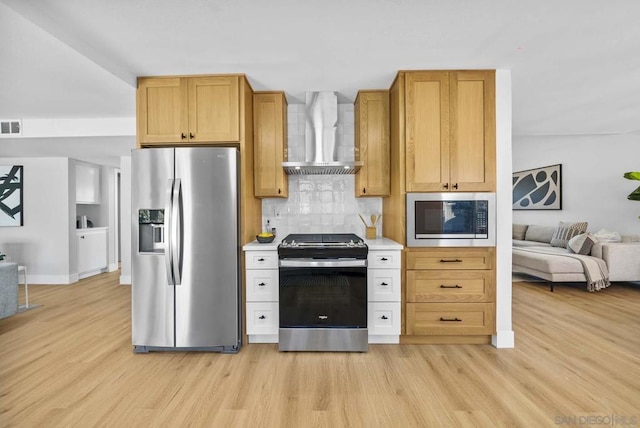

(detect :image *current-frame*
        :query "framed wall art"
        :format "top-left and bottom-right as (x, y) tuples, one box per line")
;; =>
(513, 164), (562, 210)
(0, 165), (24, 226)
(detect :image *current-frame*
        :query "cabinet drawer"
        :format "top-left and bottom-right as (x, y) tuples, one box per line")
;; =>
(368, 302), (401, 336)
(407, 270), (494, 302)
(246, 302), (279, 335)
(368, 269), (401, 302)
(406, 248), (494, 270)
(246, 270), (279, 301)
(367, 251), (401, 269)
(406, 303), (494, 335)
(245, 251), (278, 269)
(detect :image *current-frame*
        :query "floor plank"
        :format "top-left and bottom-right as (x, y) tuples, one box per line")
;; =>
(1, 273), (639, 427)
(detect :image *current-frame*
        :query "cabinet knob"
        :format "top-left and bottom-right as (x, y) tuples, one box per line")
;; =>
(381, 315), (388, 320)
(278, 188), (281, 194)
(380, 282), (388, 286)
(440, 317), (462, 322)
(181, 133), (187, 140)
(257, 258), (265, 262)
(440, 284), (462, 289)
(380, 257), (388, 261)
(189, 132), (195, 139)
(453, 183), (459, 190)
(443, 183), (449, 189)
(363, 188), (366, 194)
(258, 315), (266, 320)
(439, 259), (462, 263)
(80, 235), (85, 239)
(258, 282), (266, 287)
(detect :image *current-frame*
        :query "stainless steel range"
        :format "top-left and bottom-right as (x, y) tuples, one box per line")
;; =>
(278, 233), (368, 352)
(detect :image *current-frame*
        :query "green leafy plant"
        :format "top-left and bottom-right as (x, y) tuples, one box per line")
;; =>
(624, 172), (640, 201)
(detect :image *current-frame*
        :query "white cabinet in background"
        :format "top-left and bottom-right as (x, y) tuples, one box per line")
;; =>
(76, 163), (101, 204)
(77, 228), (107, 279)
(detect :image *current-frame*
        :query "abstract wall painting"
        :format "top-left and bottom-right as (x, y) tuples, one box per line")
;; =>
(0, 165), (23, 226)
(513, 164), (562, 210)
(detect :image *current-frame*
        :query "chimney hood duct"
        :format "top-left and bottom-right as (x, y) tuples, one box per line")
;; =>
(282, 91), (362, 175)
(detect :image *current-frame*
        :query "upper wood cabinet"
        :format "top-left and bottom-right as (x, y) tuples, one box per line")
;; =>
(253, 91), (288, 198)
(355, 90), (390, 197)
(404, 70), (495, 192)
(137, 75), (240, 146)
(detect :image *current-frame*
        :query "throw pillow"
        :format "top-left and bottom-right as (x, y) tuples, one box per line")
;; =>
(513, 224), (529, 240)
(567, 233), (597, 255)
(593, 228), (622, 243)
(524, 225), (557, 243)
(550, 221), (588, 248)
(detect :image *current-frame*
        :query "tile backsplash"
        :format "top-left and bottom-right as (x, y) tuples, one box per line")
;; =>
(261, 103), (382, 238)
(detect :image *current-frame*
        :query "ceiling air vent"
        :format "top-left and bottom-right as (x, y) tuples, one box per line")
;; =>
(0, 119), (22, 137)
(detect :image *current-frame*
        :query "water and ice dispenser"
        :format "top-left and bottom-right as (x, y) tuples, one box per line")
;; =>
(138, 209), (165, 253)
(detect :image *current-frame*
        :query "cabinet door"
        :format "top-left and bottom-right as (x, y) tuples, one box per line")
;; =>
(137, 77), (188, 145)
(405, 71), (450, 192)
(355, 91), (390, 197)
(78, 230), (107, 274)
(449, 70), (496, 191)
(76, 163), (100, 204)
(253, 92), (288, 197)
(188, 76), (240, 142)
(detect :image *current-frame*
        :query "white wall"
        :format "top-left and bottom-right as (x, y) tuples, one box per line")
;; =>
(0, 157), (73, 283)
(513, 134), (640, 235)
(493, 70), (514, 349)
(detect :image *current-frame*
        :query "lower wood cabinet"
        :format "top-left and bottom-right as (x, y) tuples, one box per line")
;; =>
(406, 302), (495, 335)
(404, 247), (496, 343)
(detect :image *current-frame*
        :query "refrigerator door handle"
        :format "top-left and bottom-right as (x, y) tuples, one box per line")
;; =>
(164, 178), (175, 286)
(172, 178), (183, 285)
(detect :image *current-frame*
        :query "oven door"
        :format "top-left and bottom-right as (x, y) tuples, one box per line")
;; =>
(279, 259), (367, 328)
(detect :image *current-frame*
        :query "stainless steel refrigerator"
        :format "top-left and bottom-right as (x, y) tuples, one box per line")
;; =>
(132, 147), (241, 353)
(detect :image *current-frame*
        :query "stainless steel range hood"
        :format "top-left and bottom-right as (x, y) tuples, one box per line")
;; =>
(282, 91), (362, 175)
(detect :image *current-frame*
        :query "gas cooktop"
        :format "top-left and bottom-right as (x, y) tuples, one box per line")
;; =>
(278, 233), (367, 259)
(279, 233), (366, 248)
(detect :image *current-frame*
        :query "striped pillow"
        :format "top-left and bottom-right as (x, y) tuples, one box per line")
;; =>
(550, 221), (588, 248)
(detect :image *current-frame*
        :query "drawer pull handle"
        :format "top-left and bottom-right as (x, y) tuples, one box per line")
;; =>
(380, 257), (388, 261)
(380, 282), (388, 286)
(381, 315), (389, 320)
(440, 284), (462, 289)
(440, 317), (462, 322)
(440, 259), (462, 263)
(258, 315), (266, 320)
(257, 258), (265, 262)
(258, 282), (266, 287)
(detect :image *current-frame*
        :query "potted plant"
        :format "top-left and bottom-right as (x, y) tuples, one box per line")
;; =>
(624, 172), (640, 218)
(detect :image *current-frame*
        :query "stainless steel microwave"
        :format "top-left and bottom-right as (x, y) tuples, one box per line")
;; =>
(406, 193), (496, 247)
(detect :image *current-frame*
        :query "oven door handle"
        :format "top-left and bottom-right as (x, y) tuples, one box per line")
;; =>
(279, 259), (367, 268)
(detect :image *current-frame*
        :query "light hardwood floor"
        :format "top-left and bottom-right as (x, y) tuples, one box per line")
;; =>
(1, 272), (639, 427)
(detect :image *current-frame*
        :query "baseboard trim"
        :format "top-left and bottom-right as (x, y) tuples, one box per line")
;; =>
(120, 275), (131, 285)
(107, 263), (119, 272)
(400, 335), (492, 345)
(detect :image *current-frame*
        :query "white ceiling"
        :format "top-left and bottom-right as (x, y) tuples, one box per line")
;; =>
(1, 0), (639, 164)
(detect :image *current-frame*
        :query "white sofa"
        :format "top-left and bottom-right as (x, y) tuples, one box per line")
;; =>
(512, 224), (640, 291)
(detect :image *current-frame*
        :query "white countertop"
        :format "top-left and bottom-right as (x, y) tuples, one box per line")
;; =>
(363, 237), (404, 250)
(243, 236), (402, 251)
